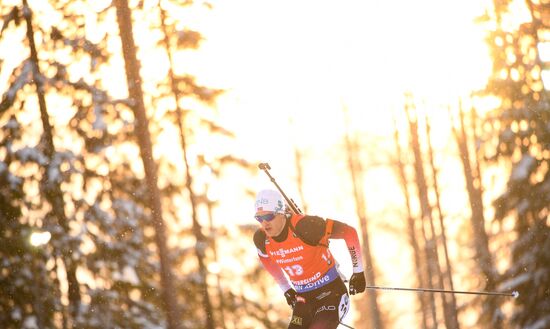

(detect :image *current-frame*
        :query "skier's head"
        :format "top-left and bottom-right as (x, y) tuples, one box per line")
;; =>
(254, 189), (287, 237)
(254, 189), (285, 214)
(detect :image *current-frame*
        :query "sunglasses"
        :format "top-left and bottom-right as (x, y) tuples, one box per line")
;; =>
(255, 212), (278, 223)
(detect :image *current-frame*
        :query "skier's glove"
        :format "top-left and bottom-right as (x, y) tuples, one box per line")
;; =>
(284, 288), (298, 308)
(349, 272), (366, 295)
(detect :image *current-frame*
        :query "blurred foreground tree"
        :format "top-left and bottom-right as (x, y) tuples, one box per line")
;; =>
(477, 0), (550, 327)
(0, 1), (166, 327)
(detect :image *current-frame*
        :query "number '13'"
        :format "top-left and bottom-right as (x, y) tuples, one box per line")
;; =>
(284, 265), (304, 277)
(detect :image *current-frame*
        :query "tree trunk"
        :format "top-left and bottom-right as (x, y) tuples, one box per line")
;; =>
(206, 197), (227, 328)
(22, 1), (80, 327)
(392, 116), (430, 329)
(343, 106), (383, 329)
(452, 101), (502, 328)
(157, 6), (215, 328)
(293, 146), (309, 213)
(404, 100), (440, 329)
(113, 1), (180, 328)
(424, 116), (459, 329)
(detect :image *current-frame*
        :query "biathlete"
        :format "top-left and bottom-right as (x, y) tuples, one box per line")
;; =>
(253, 189), (367, 329)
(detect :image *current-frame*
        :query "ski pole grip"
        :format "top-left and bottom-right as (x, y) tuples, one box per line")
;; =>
(258, 163), (271, 170)
(258, 162), (301, 214)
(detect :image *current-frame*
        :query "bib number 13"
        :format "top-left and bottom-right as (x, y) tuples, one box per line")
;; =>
(284, 265), (304, 277)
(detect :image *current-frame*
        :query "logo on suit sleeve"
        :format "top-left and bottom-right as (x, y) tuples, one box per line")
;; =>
(290, 315), (303, 326)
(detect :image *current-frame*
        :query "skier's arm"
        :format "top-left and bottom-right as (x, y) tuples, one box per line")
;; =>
(294, 215), (365, 273)
(257, 252), (292, 292)
(330, 221), (367, 294)
(330, 221), (364, 274)
(253, 229), (292, 292)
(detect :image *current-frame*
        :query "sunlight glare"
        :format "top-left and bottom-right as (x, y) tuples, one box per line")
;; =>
(185, 0), (496, 160)
(30, 231), (51, 247)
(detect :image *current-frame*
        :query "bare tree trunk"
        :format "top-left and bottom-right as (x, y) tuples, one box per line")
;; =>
(22, 2), (80, 327)
(424, 116), (460, 329)
(343, 106), (383, 329)
(451, 101), (502, 328)
(205, 198), (226, 328)
(404, 99), (439, 329)
(113, 1), (180, 328)
(293, 146), (309, 213)
(157, 6), (215, 328)
(392, 116), (430, 329)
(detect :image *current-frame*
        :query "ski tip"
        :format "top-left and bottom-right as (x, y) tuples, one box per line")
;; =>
(512, 291), (519, 299)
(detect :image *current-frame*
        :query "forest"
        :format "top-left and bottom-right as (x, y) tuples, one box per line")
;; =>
(0, 0), (549, 328)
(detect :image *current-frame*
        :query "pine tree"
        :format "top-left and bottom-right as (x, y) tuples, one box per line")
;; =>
(148, 1), (255, 326)
(0, 116), (58, 329)
(1, 1), (166, 327)
(477, 0), (550, 327)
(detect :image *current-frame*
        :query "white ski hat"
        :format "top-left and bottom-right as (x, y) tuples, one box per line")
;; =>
(254, 189), (285, 214)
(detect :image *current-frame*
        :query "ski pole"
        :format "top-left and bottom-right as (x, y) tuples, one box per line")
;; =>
(259, 163), (519, 299)
(339, 322), (354, 329)
(363, 285), (519, 298)
(258, 162), (303, 214)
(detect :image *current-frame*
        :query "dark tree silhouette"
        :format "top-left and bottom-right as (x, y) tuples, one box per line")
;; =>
(113, 0), (180, 327)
